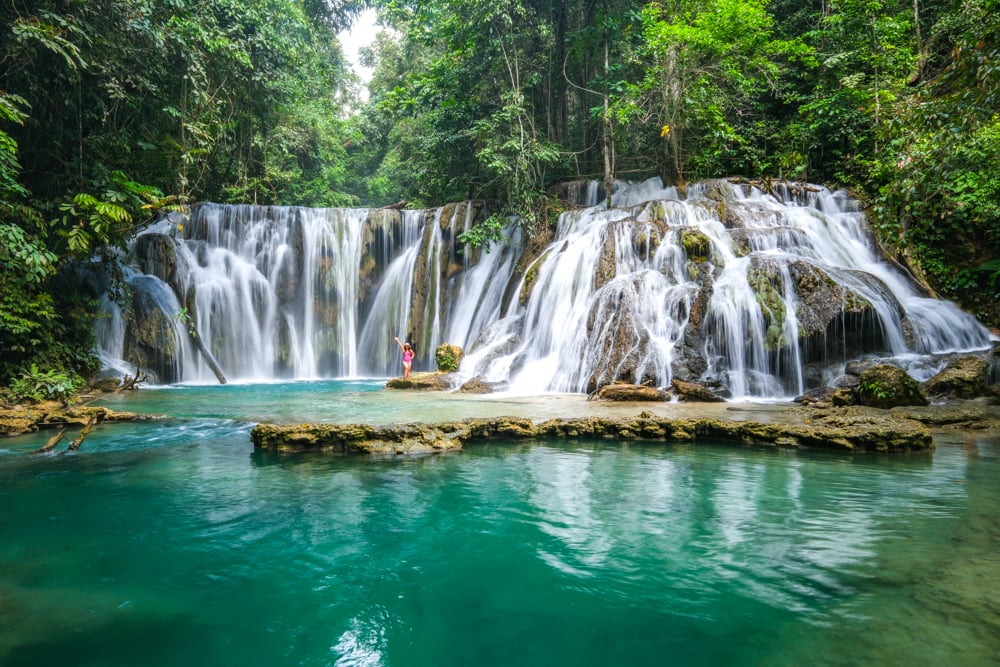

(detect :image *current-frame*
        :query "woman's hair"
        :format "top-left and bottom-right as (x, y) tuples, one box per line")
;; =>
(404, 343), (412, 350)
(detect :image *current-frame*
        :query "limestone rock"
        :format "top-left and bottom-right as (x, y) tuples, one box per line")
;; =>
(385, 372), (457, 391)
(124, 280), (180, 383)
(458, 378), (509, 394)
(133, 233), (177, 284)
(0, 402), (147, 437)
(670, 380), (725, 402)
(856, 364), (929, 409)
(596, 384), (669, 401)
(435, 343), (464, 373)
(923, 356), (990, 399)
(250, 408), (935, 455)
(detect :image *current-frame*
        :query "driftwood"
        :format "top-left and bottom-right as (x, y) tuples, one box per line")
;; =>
(67, 416), (96, 451)
(118, 358), (149, 391)
(120, 371), (147, 391)
(31, 428), (66, 455)
(381, 199), (407, 210)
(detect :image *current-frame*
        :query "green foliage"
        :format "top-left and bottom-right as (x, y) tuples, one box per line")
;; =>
(1, 0), (998, 392)
(0, 0), (362, 389)
(458, 213), (511, 250)
(434, 346), (460, 373)
(858, 378), (894, 403)
(5, 364), (83, 404)
(867, 3), (1000, 325)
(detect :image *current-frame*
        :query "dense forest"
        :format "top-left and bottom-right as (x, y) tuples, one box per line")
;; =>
(1, 0), (997, 398)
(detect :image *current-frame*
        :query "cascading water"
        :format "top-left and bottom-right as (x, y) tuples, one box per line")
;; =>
(96, 179), (994, 397)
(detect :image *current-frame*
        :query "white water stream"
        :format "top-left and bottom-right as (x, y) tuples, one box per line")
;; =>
(97, 179), (993, 398)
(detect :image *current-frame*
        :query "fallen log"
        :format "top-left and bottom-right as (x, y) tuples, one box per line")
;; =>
(31, 428), (66, 455)
(67, 416), (96, 451)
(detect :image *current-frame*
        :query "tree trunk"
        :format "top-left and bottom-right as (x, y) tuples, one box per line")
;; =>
(32, 429), (66, 455)
(68, 416), (96, 451)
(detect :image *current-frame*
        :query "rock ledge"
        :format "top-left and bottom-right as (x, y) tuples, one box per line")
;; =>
(251, 409), (934, 455)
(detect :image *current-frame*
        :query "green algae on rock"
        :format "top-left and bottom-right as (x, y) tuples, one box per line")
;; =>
(0, 400), (151, 437)
(250, 410), (934, 455)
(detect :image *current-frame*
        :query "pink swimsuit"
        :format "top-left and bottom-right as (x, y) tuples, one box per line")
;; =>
(403, 350), (414, 363)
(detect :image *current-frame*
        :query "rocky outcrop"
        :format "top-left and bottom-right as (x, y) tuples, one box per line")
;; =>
(133, 233), (177, 284)
(596, 383), (669, 401)
(124, 280), (180, 383)
(458, 378), (509, 394)
(0, 401), (150, 437)
(385, 372), (458, 391)
(856, 364), (929, 409)
(923, 355), (990, 399)
(250, 409), (934, 455)
(670, 379), (726, 402)
(435, 343), (464, 372)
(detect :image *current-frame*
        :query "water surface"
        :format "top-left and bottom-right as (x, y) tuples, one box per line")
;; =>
(1, 382), (997, 666)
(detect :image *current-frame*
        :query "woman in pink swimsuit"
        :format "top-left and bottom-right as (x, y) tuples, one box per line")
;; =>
(394, 336), (414, 379)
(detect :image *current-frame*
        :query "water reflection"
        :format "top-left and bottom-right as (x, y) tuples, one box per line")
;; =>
(1, 420), (997, 667)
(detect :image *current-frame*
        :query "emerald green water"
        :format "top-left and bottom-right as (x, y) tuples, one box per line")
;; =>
(1, 381), (998, 666)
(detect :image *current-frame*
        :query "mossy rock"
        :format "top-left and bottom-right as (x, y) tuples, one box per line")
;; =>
(680, 228), (712, 264)
(922, 356), (990, 399)
(857, 364), (928, 409)
(435, 343), (464, 373)
(747, 261), (787, 351)
(596, 383), (669, 402)
(385, 372), (456, 391)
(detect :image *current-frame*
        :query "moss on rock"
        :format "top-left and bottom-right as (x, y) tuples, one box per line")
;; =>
(857, 364), (929, 409)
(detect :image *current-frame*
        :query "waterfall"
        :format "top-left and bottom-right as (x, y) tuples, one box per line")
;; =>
(97, 180), (994, 396)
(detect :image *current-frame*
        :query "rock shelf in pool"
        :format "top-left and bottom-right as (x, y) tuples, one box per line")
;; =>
(0, 400), (152, 437)
(250, 408), (940, 455)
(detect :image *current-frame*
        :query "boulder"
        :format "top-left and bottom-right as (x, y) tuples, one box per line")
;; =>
(458, 378), (509, 394)
(385, 372), (456, 391)
(670, 379), (726, 402)
(856, 364), (928, 409)
(923, 356), (990, 399)
(435, 343), (464, 373)
(596, 383), (669, 402)
(133, 233), (177, 284)
(124, 278), (180, 383)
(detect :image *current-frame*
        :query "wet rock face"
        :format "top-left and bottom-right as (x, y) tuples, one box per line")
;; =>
(458, 378), (509, 394)
(856, 364), (928, 409)
(923, 355), (990, 399)
(670, 380), (725, 402)
(133, 233), (177, 285)
(584, 277), (648, 392)
(124, 281), (179, 383)
(781, 260), (904, 361)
